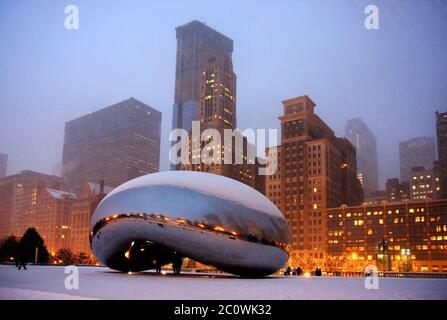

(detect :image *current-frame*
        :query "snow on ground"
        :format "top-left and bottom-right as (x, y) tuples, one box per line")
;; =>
(1, 265), (446, 300)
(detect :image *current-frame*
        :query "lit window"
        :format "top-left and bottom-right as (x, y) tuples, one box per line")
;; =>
(379, 219), (384, 225)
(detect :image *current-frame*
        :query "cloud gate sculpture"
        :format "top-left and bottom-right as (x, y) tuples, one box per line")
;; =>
(90, 171), (291, 277)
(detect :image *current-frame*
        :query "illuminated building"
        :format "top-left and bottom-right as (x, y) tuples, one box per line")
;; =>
(35, 188), (77, 254)
(399, 137), (435, 182)
(182, 51), (257, 188)
(62, 98), (161, 190)
(68, 181), (112, 257)
(345, 118), (378, 196)
(0, 153), (7, 178)
(265, 95), (363, 265)
(90, 171), (291, 277)
(436, 111), (447, 199)
(327, 199), (447, 272)
(410, 166), (440, 200)
(171, 20), (233, 171)
(0, 170), (62, 239)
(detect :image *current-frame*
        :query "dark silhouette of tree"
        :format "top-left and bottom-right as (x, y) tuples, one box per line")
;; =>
(19, 228), (49, 263)
(56, 248), (77, 265)
(0, 236), (19, 262)
(76, 252), (92, 265)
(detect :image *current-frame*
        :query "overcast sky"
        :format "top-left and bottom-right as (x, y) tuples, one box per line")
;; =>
(0, 0), (446, 189)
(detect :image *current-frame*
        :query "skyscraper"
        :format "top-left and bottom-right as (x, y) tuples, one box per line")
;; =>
(265, 95), (363, 265)
(62, 98), (161, 190)
(436, 111), (447, 199)
(182, 51), (256, 188)
(345, 118), (378, 196)
(399, 137), (435, 182)
(172, 20), (233, 170)
(0, 153), (7, 178)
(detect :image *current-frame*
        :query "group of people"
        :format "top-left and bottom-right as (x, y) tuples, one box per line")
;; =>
(283, 266), (323, 276)
(284, 266), (303, 276)
(155, 255), (183, 275)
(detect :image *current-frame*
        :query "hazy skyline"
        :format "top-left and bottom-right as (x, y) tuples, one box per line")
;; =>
(1, 0), (446, 189)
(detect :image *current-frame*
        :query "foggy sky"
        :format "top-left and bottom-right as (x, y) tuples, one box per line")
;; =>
(0, 0), (446, 189)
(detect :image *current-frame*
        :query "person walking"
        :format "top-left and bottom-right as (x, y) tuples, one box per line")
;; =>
(17, 253), (27, 270)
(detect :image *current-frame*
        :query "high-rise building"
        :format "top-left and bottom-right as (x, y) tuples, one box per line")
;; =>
(409, 166), (440, 200)
(68, 181), (112, 257)
(0, 170), (62, 239)
(399, 137), (435, 182)
(179, 30), (257, 188)
(62, 98), (161, 190)
(385, 178), (410, 203)
(0, 153), (7, 178)
(265, 95), (363, 265)
(345, 118), (378, 196)
(327, 199), (447, 272)
(35, 188), (77, 254)
(172, 20), (233, 134)
(436, 111), (447, 199)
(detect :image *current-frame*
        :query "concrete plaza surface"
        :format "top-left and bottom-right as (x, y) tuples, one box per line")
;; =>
(0, 265), (446, 300)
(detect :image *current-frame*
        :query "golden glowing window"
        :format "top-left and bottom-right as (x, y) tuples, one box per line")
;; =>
(379, 219), (384, 225)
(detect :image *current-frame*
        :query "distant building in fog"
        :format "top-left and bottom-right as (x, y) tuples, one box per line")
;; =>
(345, 118), (378, 197)
(436, 111), (447, 199)
(365, 190), (387, 205)
(0, 170), (62, 239)
(386, 178), (410, 203)
(62, 98), (161, 190)
(0, 153), (7, 178)
(399, 137), (435, 183)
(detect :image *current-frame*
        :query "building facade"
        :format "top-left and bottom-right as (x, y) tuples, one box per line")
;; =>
(68, 181), (112, 257)
(399, 137), (436, 183)
(327, 200), (447, 272)
(0, 153), (7, 178)
(436, 111), (447, 199)
(0, 170), (62, 239)
(35, 188), (77, 254)
(62, 98), (161, 190)
(172, 20), (233, 135)
(410, 167), (440, 201)
(386, 178), (410, 203)
(345, 118), (379, 197)
(265, 95), (363, 265)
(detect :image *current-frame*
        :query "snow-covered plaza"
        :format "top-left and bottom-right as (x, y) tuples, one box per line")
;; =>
(0, 265), (446, 300)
